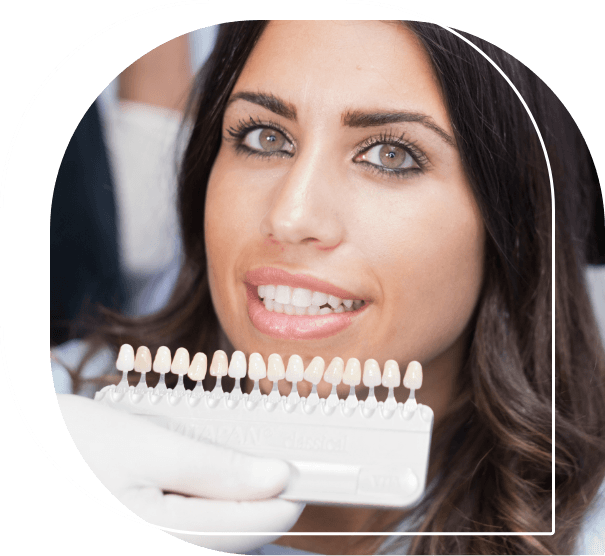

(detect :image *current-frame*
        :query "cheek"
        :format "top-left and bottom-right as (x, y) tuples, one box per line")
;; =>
(360, 181), (485, 362)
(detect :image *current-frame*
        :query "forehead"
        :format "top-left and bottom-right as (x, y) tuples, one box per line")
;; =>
(233, 21), (449, 126)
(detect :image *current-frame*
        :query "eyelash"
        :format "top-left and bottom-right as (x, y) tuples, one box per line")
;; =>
(224, 119), (429, 178)
(225, 117), (294, 159)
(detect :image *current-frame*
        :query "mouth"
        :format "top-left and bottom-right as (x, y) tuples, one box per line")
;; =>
(245, 267), (370, 340)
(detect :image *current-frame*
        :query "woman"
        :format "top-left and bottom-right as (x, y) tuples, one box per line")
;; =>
(56, 20), (605, 554)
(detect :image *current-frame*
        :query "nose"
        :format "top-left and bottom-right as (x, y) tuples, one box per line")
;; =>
(259, 150), (345, 249)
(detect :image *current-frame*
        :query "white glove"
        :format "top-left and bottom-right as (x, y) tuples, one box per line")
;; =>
(57, 394), (305, 553)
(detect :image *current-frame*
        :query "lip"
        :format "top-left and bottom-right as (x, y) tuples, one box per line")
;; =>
(245, 267), (366, 301)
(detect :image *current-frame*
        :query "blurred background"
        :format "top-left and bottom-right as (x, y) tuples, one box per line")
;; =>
(50, 25), (218, 347)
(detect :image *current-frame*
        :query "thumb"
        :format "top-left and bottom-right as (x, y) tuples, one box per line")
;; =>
(136, 423), (291, 500)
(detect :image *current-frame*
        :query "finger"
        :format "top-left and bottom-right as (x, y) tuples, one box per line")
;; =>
(130, 421), (292, 500)
(123, 487), (305, 553)
(69, 397), (291, 500)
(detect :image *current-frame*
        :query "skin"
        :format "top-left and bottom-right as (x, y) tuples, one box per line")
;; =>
(204, 21), (485, 551)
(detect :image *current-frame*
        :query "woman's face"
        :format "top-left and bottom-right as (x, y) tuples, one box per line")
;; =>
(205, 21), (485, 405)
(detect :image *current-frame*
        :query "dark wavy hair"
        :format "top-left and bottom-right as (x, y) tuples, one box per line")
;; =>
(87, 21), (605, 554)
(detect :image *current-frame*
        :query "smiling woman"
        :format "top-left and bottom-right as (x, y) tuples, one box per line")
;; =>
(59, 20), (605, 556)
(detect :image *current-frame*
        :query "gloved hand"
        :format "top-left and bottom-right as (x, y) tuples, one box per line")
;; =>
(57, 394), (305, 553)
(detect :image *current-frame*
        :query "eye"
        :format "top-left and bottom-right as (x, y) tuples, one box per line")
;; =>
(355, 143), (418, 171)
(242, 127), (294, 154)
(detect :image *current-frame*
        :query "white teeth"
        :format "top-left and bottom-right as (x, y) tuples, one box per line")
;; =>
(188, 352), (207, 381)
(304, 356), (325, 385)
(228, 350), (247, 379)
(209, 350), (228, 377)
(311, 291), (329, 306)
(363, 359), (382, 387)
(324, 357), (344, 385)
(248, 353), (267, 380)
(274, 285), (292, 305)
(116, 344), (135, 371)
(267, 354), (286, 381)
(171, 347), (190, 376)
(382, 360), (401, 388)
(153, 346), (171, 374)
(291, 287), (313, 307)
(343, 358), (362, 386)
(286, 354), (304, 382)
(403, 361), (423, 390)
(259, 285), (365, 315)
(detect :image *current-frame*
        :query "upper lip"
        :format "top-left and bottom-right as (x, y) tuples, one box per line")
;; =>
(245, 266), (367, 301)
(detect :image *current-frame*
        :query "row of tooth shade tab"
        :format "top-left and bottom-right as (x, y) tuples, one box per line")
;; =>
(114, 345), (423, 411)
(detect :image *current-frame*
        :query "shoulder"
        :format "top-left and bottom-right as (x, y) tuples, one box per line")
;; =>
(577, 479), (605, 555)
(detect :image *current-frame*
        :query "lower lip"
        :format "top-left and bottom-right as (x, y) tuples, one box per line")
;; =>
(245, 284), (368, 340)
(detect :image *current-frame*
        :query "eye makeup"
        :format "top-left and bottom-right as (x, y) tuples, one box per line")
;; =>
(223, 113), (431, 179)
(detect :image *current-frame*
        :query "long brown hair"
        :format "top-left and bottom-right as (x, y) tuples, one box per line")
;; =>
(80, 21), (605, 554)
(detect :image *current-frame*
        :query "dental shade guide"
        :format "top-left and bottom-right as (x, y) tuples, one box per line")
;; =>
(95, 347), (434, 509)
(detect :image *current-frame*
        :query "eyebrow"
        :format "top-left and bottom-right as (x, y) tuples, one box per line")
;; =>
(226, 91), (297, 120)
(227, 91), (455, 147)
(342, 110), (455, 147)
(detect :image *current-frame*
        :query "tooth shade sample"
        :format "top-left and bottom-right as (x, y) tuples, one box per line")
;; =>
(291, 288), (313, 307)
(304, 356), (325, 385)
(363, 359), (382, 387)
(403, 361), (423, 389)
(133, 346), (151, 373)
(264, 285), (276, 300)
(286, 354), (304, 382)
(267, 354), (286, 381)
(274, 285), (292, 305)
(382, 360), (401, 388)
(248, 353), (267, 380)
(258, 285), (266, 298)
(116, 344), (135, 371)
(188, 352), (207, 381)
(324, 357), (345, 385)
(228, 350), (247, 379)
(343, 299), (354, 309)
(209, 350), (229, 377)
(153, 346), (171, 374)
(327, 295), (342, 309)
(343, 358), (362, 386)
(171, 347), (190, 375)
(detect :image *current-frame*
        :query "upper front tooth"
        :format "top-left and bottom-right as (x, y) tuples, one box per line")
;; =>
(311, 291), (329, 306)
(343, 299), (353, 309)
(291, 287), (313, 307)
(258, 285), (266, 298)
(264, 285), (276, 300)
(327, 295), (342, 309)
(274, 285), (292, 304)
